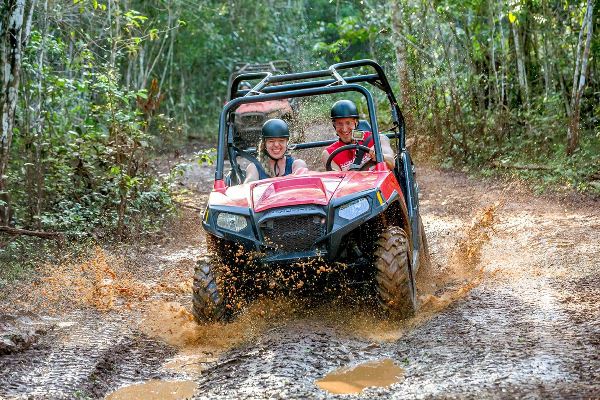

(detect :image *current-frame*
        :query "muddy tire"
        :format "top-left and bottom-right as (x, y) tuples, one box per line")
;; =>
(417, 215), (431, 273)
(192, 258), (230, 323)
(373, 226), (417, 319)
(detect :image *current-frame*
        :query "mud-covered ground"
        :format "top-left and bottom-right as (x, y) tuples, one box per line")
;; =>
(1, 162), (599, 400)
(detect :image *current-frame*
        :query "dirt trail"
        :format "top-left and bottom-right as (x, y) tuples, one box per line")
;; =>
(1, 164), (599, 399)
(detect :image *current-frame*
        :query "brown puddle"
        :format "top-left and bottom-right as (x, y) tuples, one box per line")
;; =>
(316, 358), (404, 394)
(105, 380), (198, 400)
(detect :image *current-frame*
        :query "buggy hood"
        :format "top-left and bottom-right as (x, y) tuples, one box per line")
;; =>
(209, 170), (395, 213)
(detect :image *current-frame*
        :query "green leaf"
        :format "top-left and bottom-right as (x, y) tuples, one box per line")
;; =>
(93, 0), (98, 9)
(509, 13), (516, 23)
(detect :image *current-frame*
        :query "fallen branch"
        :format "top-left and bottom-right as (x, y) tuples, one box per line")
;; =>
(0, 226), (64, 242)
(490, 162), (552, 171)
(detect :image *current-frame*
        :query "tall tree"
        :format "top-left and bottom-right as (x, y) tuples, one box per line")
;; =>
(389, 0), (417, 134)
(510, 13), (530, 112)
(0, 0), (37, 224)
(566, 0), (594, 156)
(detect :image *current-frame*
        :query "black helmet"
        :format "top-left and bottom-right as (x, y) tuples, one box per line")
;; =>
(261, 119), (290, 138)
(330, 100), (359, 120)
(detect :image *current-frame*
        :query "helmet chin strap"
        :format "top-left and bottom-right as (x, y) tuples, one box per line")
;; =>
(266, 150), (286, 176)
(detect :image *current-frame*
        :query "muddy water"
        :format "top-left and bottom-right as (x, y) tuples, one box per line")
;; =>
(105, 380), (198, 400)
(316, 358), (405, 394)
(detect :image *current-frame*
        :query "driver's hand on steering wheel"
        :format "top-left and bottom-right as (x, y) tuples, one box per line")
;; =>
(368, 147), (376, 160)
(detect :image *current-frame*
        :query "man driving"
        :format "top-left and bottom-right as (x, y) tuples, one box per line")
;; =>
(321, 100), (395, 171)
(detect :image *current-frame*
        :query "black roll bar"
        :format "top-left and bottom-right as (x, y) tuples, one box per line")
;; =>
(288, 133), (398, 151)
(217, 60), (408, 185)
(231, 74), (381, 98)
(230, 59), (405, 143)
(216, 84), (381, 182)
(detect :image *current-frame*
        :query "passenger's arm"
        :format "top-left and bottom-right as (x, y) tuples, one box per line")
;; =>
(292, 159), (308, 172)
(244, 163), (259, 183)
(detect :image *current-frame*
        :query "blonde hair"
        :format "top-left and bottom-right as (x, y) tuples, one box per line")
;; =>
(257, 140), (275, 178)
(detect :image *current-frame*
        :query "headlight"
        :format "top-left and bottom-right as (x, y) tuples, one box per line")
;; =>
(338, 198), (370, 220)
(216, 212), (248, 232)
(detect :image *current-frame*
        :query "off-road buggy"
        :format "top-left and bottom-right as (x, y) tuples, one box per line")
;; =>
(227, 60), (300, 148)
(194, 60), (429, 322)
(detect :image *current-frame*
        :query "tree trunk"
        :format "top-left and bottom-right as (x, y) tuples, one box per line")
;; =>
(32, 0), (49, 230)
(0, 0), (37, 224)
(566, 0), (594, 156)
(389, 0), (417, 135)
(511, 19), (530, 111)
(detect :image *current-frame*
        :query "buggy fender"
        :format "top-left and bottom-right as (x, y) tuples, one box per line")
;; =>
(322, 188), (410, 261)
(381, 191), (413, 262)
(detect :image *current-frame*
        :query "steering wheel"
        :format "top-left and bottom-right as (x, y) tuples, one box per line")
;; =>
(325, 144), (374, 171)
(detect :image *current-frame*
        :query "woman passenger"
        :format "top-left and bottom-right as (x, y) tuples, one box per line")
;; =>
(244, 119), (308, 183)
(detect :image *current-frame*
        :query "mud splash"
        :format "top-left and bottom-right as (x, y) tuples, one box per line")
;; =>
(314, 202), (504, 342)
(417, 202), (502, 313)
(105, 380), (198, 400)
(139, 297), (301, 350)
(1, 246), (149, 315)
(316, 358), (404, 394)
(138, 202), (503, 352)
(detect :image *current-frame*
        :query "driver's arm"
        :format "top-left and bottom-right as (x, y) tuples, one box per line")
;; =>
(244, 163), (259, 183)
(321, 149), (341, 171)
(368, 135), (395, 170)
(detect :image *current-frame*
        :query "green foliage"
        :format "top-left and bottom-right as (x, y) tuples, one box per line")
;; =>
(5, 0), (599, 248)
(9, 1), (178, 239)
(391, 0), (600, 192)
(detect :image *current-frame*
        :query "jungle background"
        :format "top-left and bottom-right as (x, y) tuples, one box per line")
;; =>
(0, 0), (598, 273)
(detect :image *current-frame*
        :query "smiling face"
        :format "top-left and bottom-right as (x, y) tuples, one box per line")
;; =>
(265, 137), (288, 159)
(333, 117), (359, 143)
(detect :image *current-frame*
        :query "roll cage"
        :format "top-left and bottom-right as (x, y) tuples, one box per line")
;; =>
(215, 59), (407, 188)
(227, 60), (293, 101)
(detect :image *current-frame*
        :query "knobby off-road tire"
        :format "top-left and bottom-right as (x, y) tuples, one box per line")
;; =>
(192, 258), (230, 323)
(418, 215), (432, 273)
(374, 226), (417, 319)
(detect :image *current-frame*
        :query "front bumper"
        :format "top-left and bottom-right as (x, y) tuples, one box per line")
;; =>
(202, 188), (398, 265)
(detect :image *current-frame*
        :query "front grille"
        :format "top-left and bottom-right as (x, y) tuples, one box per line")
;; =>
(261, 215), (326, 252)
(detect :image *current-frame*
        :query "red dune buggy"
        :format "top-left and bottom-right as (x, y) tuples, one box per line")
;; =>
(194, 60), (429, 322)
